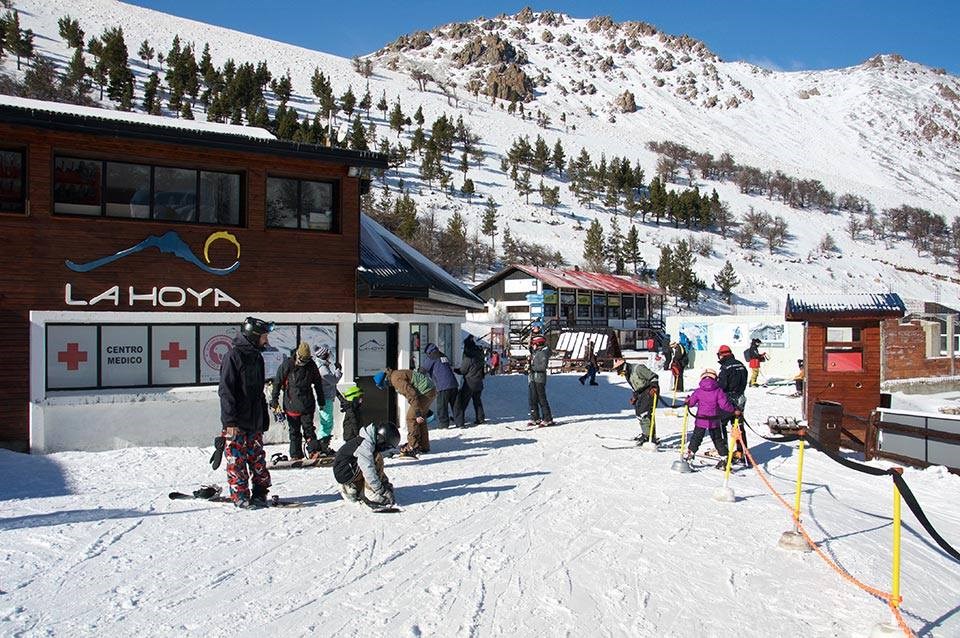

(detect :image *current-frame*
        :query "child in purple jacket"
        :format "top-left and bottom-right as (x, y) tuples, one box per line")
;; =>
(685, 369), (741, 467)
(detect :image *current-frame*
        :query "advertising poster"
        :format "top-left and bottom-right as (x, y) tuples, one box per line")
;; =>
(749, 322), (788, 348)
(100, 326), (149, 387)
(678, 322), (709, 351)
(302, 324), (338, 365)
(263, 325), (297, 379)
(358, 331), (387, 376)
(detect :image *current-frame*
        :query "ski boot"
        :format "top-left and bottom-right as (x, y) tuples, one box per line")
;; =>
(250, 485), (269, 509)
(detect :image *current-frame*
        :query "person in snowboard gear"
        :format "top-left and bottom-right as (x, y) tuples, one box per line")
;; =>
(339, 384), (365, 443)
(578, 340), (599, 386)
(455, 335), (486, 427)
(270, 341), (325, 461)
(375, 367), (436, 455)
(527, 336), (555, 426)
(685, 369), (741, 469)
(314, 344), (342, 456)
(613, 357), (660, 444)
(219, 316), (274, 508)
(419, 342), (458, 429)
(745, 338), (768, 387)
(669, 341), (688, 392)
(792, 359), (805, 397)
(333, 422), (399, 506)
(716, 344), (749, 462)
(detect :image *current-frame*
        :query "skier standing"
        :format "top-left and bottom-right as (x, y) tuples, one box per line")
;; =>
(613, 357), (660, 444)
(669, 341), (688, 391)
(420, 343), (458, 429)
(745, 338), (768, 387)
(314, 345), (342, 456)
(685, 369), (741, 468)
(218, 316), (274, 508)
(269, 341), (325, 460)
(339, 384), (365, 443)
(455, 336), (486, 427)
(333, 422), (399, 507)
(527, 336), (555, 426)
(578, 340), (599, 386)
(374, 367), (436, 455)
(716, 344), (749, 463)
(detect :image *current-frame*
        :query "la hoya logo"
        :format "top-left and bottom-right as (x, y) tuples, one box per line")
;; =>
(65, 284), (240, 308)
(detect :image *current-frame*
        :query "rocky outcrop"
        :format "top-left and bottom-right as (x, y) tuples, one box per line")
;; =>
(454, 33), (523, 67)
(446, 22), (480, 40)
(484, 63), (534, 102)
(385, 30), (433, 52)
(515, 7), (535, 24)
(613, 90), (637, 113)
(537, 11), (563, 26)
(587, 16), (617, 33)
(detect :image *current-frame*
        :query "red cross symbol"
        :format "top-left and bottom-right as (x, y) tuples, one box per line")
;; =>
(57, 342), (88, 371)
(161, 342), (189, 368)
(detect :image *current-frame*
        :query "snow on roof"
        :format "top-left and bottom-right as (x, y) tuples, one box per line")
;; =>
(0, 94), (277, 140)
(511, 265), (663, 295)
(786, 293), (906, 318)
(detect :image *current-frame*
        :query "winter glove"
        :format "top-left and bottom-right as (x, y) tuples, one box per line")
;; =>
(209, 435), (226, 470)
(628, 394), (638, 406)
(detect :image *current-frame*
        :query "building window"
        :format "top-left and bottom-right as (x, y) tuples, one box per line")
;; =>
(622, 295), (635, 320)
(825, 326), (863, 372)
(0, 149), (26, 214)
(438, 323), (454, 360)
(266, 176), (337, 231)
(53, 156), (243, 225)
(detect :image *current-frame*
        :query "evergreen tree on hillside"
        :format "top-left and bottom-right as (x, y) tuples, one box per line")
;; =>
(340, 85), (356, 118)
(515, 169), (533, 204)
(583, 220), (606, 272)
(138, 39), (155, 69)
(672, 239), (701, 305)
(501, 225), (518, 264)
(481, 197), (498, 264)
(359, 84), (372, 115)
(714, 260), (740, 304)
(376, 90), (388, 118)
(624, 225), (644, 274)
(142, 71), (160, 113)
(271, 72), (292, 105)
(62, 47), (92, 102)
(532, 135), (550, 175)
(458, 151), (469, 179)
(21, 55), (59, 100)
(86, 36), (108, 99)
(440, 210), (469, 275)
(607, 215), (625, 274)
(460, 178), (475, 202)
(100, 27), (134, 107)
(348, 114), (368, 150)
(657, 244), (676, 296)
(552, 140), (565, 176)
(395, 192), (418, 241)
(5, 11), (33, 70)
(388, 100), (405, 137)
(413, 105), (424, 126)
(58, 15), (84, 49)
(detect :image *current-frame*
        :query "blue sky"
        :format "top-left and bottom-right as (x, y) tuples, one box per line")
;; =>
(122, 1), (959, 75)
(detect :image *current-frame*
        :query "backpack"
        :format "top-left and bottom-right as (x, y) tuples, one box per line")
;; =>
(743, 348), (751, 362)
(676, 344), (689, 367)
(411, 369), (436, 395)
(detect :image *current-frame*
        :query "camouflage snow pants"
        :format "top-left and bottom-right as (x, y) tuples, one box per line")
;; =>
(225, 430), (272, 503)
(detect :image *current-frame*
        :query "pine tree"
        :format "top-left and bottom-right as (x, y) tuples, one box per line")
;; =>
(101, 27), (134, 105)
(58, 15), (84, 49)
(441, 211), (469, 274)
(624, 225), (644, 274)
(395, 192), (418, 241)
(516, 170), (532, 204)
(656, 244), (677, 298)
(388, 100), (405, 137)
(532, 135), (550, 175)
(552, 139), (565, 176)
(672, 240), (700, 305)
(583, 220), (606, 271)
(64, 47), (91, 100)
(6, 12), (32, 70)
(481, 197), (498, 264)
(501, 225), (517, 264)
(413, 105), (424, 126)
(376, 90), (388, 118)
(138, 39), (154, 68)
(310, 67), (326, 102)
(458, 151), (469, 179)
(22, 55), (59, 100)
(461, 178), (475, 201)
(271, 72), (292, 105)
(348, 114), (368, 150)
(180, 100), (194, 120)
(142, 71), (160, 113)
(359, 85), (372, 115)
(340, 85), (356, 118)
(607, 215), (625, 274)
(714, 260), (740, 304)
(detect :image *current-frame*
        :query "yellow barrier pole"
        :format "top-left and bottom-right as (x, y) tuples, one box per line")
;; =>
(892, 467), (903, 610)
(648, 391), (658, 441)
(722, 418), (739, 484)
(793, 431), (806, 531)
(679, 406), (690, 458)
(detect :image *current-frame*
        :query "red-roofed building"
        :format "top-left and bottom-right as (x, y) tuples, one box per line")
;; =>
(471, 265), (666, 348)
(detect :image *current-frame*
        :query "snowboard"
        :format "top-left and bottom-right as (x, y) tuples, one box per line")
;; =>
(507, 421), (560, 432)
(269, 456), (335, 469)
(168, 492), (303, 508)
(361, 496), (401, 513)
(386, 451), (419, 461)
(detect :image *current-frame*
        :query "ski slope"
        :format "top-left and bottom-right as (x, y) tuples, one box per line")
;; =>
(2, 369), (958, 637)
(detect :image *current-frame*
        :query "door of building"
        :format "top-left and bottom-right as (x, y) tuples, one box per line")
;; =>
(354, 323), (398, 428)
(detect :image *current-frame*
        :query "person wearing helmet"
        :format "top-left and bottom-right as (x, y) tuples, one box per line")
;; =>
(716, 344), (749, 463)
(374, 367), (437, 455)
(269, 341), (325, 461)
(612, 356), (660, 444)
(219, 316), (274, 508)
(338, 384), (365, 442)
(313, 344), (342, 456)
(333, 422), (399, 506)
(527, 335), (554, 427)
(685, 369), (740, 468)
(745, 338), (768, 387)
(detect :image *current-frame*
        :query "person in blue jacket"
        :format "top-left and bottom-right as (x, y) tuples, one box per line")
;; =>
(420, 342), (458, 428)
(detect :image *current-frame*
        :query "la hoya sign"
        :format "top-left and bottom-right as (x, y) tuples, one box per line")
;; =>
(65, 284), (240, 308)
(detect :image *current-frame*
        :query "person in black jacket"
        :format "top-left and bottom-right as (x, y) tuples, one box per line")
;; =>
(219, 316), (274, 508)
(420, 343), (458, 429)
(716, 344), (749, 463)
(270, 341), (325, 460)
(339, 384), (364, 442)
(455, 336), (486, 427)
(578, 340), (599, 386)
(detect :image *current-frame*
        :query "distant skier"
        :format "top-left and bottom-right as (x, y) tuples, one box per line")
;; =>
(269, 341), (325, 461)
(218, 316), (274, 508)
(338, 384), (365, 443)
(613, 357), (660, 444)
(455, 335), (486, 427)
(419, 343), (458, 429)
(685, 369), (741, 469)
(716, 344), (749, 463)
(669, 341), (688, 391)
(745, 338), (768, 387)
(333, 422), (400, 507)
(374, 367), (436, 455)
(578, 340), (599, 386)
(314, 345), (343, 456)
(527, 336), (555, 426)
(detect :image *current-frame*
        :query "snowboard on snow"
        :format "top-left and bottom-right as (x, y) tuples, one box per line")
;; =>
(168, 491), (303, 508)
(361, 496), (402, 513)
(269, 456), (335, 469)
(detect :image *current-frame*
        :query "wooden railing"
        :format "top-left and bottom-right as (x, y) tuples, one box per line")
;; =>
(865, 408), (960, 474)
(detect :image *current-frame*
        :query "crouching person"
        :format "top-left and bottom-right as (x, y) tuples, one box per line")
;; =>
(333, 422), (400, 507)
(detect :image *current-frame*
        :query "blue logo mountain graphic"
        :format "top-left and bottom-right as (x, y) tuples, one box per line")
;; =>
(65, 231), (239, 276)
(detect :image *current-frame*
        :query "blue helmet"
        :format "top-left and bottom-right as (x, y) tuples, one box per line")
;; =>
(373, 370), (387, 389)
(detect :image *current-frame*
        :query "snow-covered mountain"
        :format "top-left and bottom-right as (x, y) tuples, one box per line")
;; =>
(7, 0), (960, 311)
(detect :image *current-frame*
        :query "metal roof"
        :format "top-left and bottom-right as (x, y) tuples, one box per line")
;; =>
(785, 293), (906, 319)
(477, 264), (663, 295)
(0, 96), (388, 169)
(359, 214), (485, 310)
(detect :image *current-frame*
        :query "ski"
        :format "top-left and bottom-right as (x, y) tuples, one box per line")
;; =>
(594, 433), (639, 442)
(601, 444), (639, 450)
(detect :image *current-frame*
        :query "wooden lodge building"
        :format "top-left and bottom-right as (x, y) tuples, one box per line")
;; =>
(0, 96), (482, 453)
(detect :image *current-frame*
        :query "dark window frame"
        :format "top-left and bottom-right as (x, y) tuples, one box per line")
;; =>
(52, 154), (245, 227)
(265, 174), (340, 233)
(0, 147), (27, 216)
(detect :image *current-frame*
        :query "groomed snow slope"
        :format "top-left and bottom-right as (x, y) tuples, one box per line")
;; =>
(2, 370), (958, 637)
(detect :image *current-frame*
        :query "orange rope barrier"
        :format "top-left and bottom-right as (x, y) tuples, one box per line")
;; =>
(733, 429), (915, 637)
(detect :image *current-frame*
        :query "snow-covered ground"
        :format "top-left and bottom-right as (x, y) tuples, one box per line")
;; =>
(2, 369), (958, 637)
